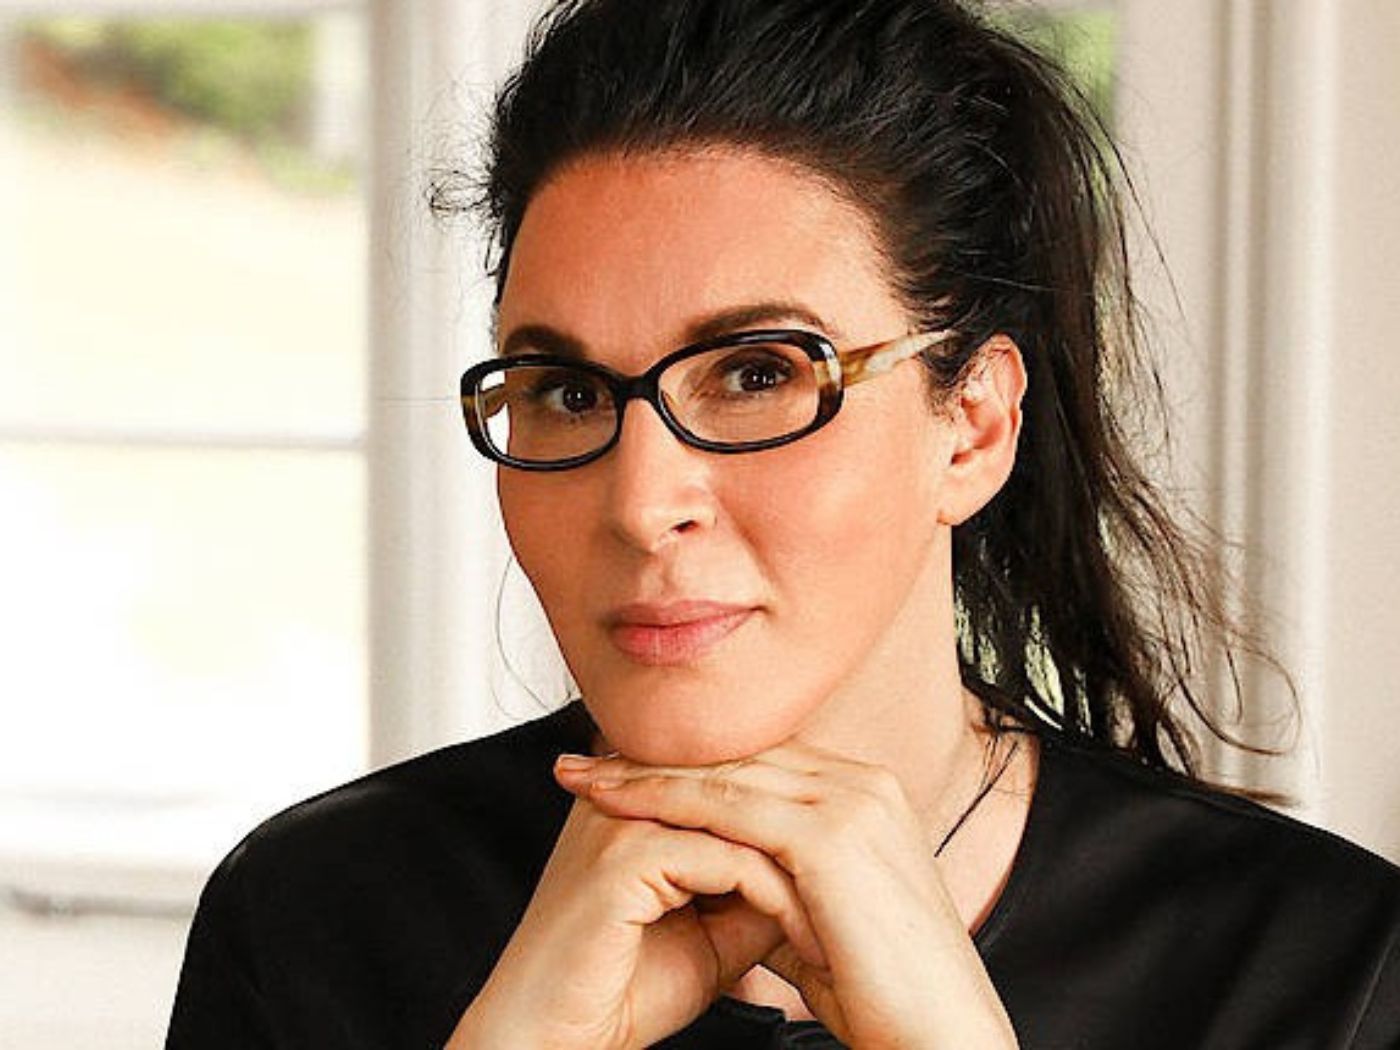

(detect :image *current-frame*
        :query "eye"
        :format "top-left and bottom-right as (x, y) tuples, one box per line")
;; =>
(552, 382), (599, 414)
(714, 350), (796, 395)
(527, 370), (607, 416)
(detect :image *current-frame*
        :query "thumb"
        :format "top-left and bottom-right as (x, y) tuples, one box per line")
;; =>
(763, 942), (850, 1041)
(694, 893), (787, 987)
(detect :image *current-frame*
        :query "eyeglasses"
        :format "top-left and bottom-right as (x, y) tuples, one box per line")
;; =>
(459, 327), (954, 471)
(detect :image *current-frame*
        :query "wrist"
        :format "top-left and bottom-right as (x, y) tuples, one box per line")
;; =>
(443, 988), (534, 1050)
(442, 1000), (493, 1050)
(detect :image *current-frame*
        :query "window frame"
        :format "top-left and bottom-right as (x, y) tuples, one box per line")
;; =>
(0, 0), (380, 913)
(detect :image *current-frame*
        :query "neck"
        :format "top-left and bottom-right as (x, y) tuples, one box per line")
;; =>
(786, 529), (991, 841)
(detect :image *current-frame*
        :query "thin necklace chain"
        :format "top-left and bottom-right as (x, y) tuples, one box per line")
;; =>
(933, 727), (1022, 858)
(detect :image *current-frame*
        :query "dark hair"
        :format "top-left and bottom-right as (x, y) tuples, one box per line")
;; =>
(438, 0), (1288, 782)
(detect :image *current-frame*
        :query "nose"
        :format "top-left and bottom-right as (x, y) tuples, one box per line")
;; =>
(602, 400), (718, 552)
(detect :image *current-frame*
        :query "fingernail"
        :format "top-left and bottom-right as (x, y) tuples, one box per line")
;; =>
(555, 753), (597, 772)
(589, 778), (624, 791)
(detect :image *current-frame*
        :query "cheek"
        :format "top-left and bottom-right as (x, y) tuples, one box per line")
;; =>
(498, 476), (586, 632)
(773, 394), (943, 552)
(498, 475), (541, 565)
(748, 397), (947, 631)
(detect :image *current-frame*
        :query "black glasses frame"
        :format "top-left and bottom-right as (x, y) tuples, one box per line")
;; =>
(460, 326), (953, 472)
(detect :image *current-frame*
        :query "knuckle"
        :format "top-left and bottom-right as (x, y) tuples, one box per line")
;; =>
(701, 768), (746, 807)
(637, 869), (690, 913)
(857, 785), (894, 823)
(825, 781), (886, 829)
(592, 816), (647, 863)
(726, 837), (771, 875)
(857, 762), (903, 800)
(769, 841), (802, 875)
(718, 756), (755, 777)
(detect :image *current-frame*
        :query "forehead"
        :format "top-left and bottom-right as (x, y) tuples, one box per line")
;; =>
(497, 149), (904, 367)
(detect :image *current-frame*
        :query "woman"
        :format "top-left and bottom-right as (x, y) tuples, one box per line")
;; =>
(167, 1), (1400, 1047)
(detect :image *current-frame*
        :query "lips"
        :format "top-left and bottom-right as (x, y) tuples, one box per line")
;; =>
(605, 601), (755, 666)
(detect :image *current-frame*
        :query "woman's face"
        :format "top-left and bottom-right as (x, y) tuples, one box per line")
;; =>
(497, 149), (962, 764)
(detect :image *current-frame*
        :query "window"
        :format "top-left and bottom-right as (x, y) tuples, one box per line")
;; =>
(0, 6), (370, 909)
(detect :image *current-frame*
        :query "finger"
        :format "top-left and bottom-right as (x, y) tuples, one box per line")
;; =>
(567, 771), (816, 877)
(757, 739), (915, 789)
(691, 894), (785, 987)
(652, 828), (828, 971)
(763, 944), (851, 1043)
(763, 940), (829, 987)
(556, 752), (821, 803)
(555, 739), (899, 803)
(598, 736), (857, 776)
(749, 738), (848, 774)
(575, 810), (827, 973)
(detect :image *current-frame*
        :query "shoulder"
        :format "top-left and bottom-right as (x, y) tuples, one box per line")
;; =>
(985, 729), (1400, 1046)
(170, 703), (593, 1046)
(1036, 729), (1400, 901)
(204, 700), (591, 906)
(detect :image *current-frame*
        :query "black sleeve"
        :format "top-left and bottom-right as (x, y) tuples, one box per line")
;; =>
(1351, 925), (1400, 1049)
(165, 847), (277, 1049)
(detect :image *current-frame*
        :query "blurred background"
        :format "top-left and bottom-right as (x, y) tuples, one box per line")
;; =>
(0, 0), (1397, 1046)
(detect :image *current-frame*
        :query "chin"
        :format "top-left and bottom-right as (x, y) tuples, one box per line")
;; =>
(582, 678), (806, 766)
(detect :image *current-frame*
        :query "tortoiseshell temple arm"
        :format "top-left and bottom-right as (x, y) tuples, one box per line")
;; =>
(467, 384), (508, 421)
(838, 328), (958, 388)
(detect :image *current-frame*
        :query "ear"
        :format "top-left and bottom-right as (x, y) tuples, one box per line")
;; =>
(937, 336), (1027, 526)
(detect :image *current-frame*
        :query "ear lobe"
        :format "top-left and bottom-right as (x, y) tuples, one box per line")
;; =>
(939, 337), (1027, 526)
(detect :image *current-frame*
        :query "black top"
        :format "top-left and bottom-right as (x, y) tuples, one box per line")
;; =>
(166, 701), (1400, 1049)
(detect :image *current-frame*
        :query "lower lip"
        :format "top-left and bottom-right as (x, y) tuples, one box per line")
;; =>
(608, 610), (754, 666)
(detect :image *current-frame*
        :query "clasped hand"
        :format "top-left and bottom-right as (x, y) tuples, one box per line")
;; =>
(455, 740), (1016, 1050)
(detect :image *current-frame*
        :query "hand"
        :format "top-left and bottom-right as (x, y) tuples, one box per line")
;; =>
(553, 741), (1019, 1050)
(446, 784), (828, 1050)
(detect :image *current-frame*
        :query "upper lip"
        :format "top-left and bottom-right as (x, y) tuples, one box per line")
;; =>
(605, 600), (754, 627)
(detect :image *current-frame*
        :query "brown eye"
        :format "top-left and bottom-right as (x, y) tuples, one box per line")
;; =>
(712, 349), (796, 397)
(557, 383), (599, 413)
(528, 370), (607, 417)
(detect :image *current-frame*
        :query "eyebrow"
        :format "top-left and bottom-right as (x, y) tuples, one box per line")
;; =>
(498, 300), (844, 359)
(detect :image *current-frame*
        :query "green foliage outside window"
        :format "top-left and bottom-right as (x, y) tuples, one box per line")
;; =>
(23, 19), (312, 144)
(996, 8), (1118, 123)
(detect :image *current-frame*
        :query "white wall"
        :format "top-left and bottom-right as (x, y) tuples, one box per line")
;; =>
(1316, 1), (1400, 858)
(1120, 0), (1400, 861)
(366, 0), (551, 767)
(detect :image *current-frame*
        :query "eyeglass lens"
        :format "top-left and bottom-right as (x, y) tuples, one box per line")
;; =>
(476, 340), (822, 464)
